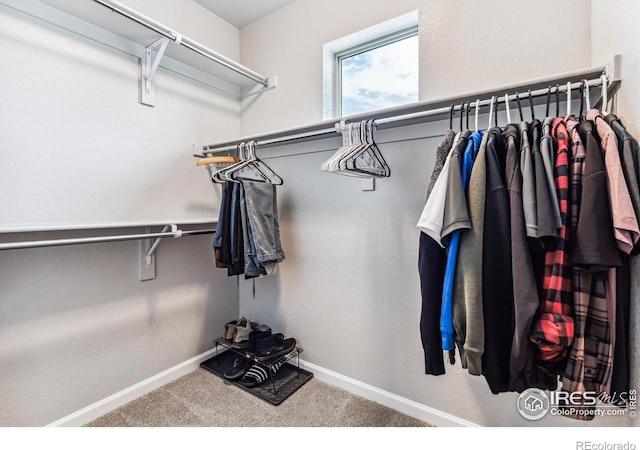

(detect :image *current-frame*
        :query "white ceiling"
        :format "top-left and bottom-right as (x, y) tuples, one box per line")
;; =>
(194, 0), (295, 28)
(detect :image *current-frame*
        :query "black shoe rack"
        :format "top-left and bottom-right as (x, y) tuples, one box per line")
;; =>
(200, 338), (313, 406)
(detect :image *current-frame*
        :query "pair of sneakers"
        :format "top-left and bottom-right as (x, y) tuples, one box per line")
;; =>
(246, 326), (296, 363)
(223, 317), (256, 349)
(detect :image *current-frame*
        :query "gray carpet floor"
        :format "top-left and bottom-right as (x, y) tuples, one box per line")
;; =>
(85, 368), (431, 427)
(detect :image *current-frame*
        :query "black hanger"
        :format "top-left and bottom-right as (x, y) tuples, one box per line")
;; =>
(459, 102), (464, 132)
(579, 81), (585, 120)
(515, 92), (524, 122)
(466, 102), (471, 130)
(494, 96), (499, 127)
(545, 85), (551, 117)
(555, 84), (560, 118)
(528, 90), (535, 121)
(449, 104), (455, 130)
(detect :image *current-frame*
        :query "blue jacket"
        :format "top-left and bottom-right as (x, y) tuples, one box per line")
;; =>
(441, 130), (483, 351)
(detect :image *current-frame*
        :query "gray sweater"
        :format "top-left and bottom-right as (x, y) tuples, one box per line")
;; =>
(452, 131), (488, 375)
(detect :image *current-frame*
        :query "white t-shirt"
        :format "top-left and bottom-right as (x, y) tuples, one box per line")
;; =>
(416, 133), (460, 247)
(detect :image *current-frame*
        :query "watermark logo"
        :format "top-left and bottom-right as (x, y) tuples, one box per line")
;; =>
(517, 388), (637, 420)
(517, 388), (550, 420)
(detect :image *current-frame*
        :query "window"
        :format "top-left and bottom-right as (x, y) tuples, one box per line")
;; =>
(336, 28), (419, 117)
(322, 11), (419, 119)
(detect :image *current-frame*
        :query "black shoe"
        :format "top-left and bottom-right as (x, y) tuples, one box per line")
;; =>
(246, 325), (272, 356)
(223, 357), (251, 380)
(252, 331), (283, 357)
(255, 336), (296, 363)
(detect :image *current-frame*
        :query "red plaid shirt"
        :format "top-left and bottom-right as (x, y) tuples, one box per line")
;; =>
(530, 118), (575, 373)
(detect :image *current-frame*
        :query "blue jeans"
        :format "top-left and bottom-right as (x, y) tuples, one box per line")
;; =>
(240, 183), (267, 278)
(242, 182), (285, 266)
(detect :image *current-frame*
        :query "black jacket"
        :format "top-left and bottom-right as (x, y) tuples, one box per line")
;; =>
(574, 120), (621, 270)
(480, 127), (513, 394)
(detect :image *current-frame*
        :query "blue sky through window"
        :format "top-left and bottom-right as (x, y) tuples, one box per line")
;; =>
(341, 34), (419, 116)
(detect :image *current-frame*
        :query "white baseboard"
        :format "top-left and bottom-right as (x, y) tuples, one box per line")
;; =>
(46, 347), (224, 427)
(47, 349), (476, 427)
(298, 359), (479, 427)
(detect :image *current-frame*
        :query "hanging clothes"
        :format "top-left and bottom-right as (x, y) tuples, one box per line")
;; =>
(519, 122), (538, 239)
(240, 183), (267, 278)
(573, 119), (621, 269)
(453, 131), (489, 376)
(418, 129), (456, 375)
(418, 130), (470, 367)
(242, 181), (285, 267)
(502, 124), (548, 392)
(480, 127), (514, 394)
(589, 109), (640, 253)
(415, 82), (639, 424)
(587, 109), (639, 397)
(210, 155), (285, 278)
(539, 117), (562, 231)
(529, 118), (575, 374)
(603, 113), (639, 400)
(605, 114), (640, 253)
(441, 130), (481, 355)
(448, 130), (484, 366)
(214, 182), (234, 270)
(228, 182), (246, 276)
(531, 118), (558, 297)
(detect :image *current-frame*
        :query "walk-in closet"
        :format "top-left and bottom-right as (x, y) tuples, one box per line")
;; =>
(1, 0), (638, 445)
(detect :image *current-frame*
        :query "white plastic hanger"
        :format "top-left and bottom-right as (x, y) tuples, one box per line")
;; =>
(488, 96), (496, 130)
(505, 93), (511, 124)
(582, 79), (591, 112)
(566, 81), (572, 117)
(343, 120), (388, 177)
(228, 141), (282, 184)
(600, 74), (608, 115)
(474, 99), (479, 132)
(321, 122), (350, 172)
(211, 142), (246, 183)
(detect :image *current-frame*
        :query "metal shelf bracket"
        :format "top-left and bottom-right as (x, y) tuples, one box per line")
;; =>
(139, 224), (181, 280)
(140, 36), (171, 106)
(240, 75), (278, 99)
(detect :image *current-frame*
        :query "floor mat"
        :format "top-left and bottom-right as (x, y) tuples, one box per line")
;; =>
(200, 350), (313, 406)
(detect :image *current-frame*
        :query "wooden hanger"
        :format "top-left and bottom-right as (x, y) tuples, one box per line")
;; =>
(196, 156), (239, 166)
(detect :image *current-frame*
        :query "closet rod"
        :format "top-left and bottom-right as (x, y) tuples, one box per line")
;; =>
(92, 0), (269, 87)
(0, 228), (214, 251)
(203, 60), (618, 154)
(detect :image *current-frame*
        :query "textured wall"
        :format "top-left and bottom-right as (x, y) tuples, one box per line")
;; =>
(239, 0), (419, 136)
(0, 0), (240, 426)
(0, 0), (240, 231)
(418, 0), (591, 101)
(591, 0), (640, 412)
(238, 0), (635, 426)
(239, 0), (591, 136)
(0, 231), (237, 426)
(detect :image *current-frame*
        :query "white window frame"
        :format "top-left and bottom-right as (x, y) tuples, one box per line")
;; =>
(322, 10), (419, 120)
(334, 26), (419, 118)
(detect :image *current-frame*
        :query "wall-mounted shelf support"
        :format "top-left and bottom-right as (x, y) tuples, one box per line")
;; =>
(593, 53), (622, 111)
(139, 224), (183, 280)
(2, 0), (277, 103)
(241, 75), (279, 99)
(141, 36), (170, 106)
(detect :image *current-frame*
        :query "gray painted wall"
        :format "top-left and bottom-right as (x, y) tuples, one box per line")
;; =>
(237, 0), (637, 427)
(0, 0), (240, 426)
